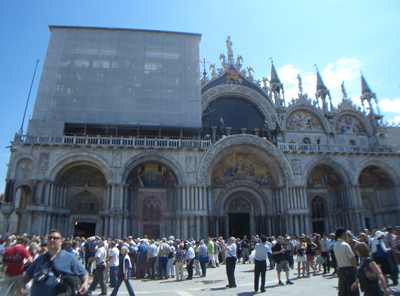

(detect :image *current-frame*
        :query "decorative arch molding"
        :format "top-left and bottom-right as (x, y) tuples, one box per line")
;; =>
(333, 111), (372, 135)
(283, 105), (330, 133)
(201, 84), (277, 130)
(13, 184), (33, 208)
(215, 180), (270, 216)
(119, 153), (184, 186)
(198, 135), (293, 185)
(301, 157), (351, 186)
(354, 159), (399, 185)
(46, 152), (111, 182)
(10, 155), (38, 180)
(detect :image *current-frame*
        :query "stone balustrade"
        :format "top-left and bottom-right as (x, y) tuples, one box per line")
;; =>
(14, 134), (212, 150)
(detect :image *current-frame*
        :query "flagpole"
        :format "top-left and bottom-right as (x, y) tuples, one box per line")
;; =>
(20, 59), (39, 135)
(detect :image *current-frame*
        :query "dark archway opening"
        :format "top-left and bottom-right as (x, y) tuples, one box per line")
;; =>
(74, 222), (96, 238)
(143, 224), (160, 240)
(229, 213), (250, 239)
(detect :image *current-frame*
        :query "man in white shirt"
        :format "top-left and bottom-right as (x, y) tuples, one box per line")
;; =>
(220, 237), (237, 288)
(106, 241), (119, 288)
(320, 233), (331, 274)
(333, 228), (359, 296)
(88, 241), (107, 296)
(254, 236), (270, 293)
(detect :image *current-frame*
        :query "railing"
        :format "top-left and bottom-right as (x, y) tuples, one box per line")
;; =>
(14, 134), (212, 150)
(277, 142), (399, 154)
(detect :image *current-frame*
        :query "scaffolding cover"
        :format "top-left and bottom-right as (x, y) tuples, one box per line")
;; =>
(28, 26), (202, 136)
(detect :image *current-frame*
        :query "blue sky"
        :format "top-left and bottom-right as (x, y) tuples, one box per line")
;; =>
(0, 0), (399, 193)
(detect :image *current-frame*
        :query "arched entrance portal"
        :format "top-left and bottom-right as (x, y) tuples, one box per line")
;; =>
(142, 196), (162, 239)
(228, 197), (251, 239)
(310, 196), (327, 234)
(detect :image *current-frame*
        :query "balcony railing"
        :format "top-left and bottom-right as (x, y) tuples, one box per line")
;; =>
(14, 134), (212, 150)
(277, 142), (399, 155)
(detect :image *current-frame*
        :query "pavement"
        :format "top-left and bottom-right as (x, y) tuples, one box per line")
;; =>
(90, 263), (400, 296)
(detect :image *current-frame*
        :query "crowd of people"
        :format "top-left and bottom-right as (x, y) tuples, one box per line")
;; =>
(0, 225), (398, 295)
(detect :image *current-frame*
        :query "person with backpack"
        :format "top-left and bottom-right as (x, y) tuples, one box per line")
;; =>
(305, 236), (317, 276)
(272, 236), (294, 286)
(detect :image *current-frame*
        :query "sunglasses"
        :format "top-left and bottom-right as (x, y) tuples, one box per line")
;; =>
(47, 236), (62, 241)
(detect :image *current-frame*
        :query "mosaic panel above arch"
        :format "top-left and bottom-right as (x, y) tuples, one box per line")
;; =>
(336, 115), (366, 134)
(358, 166), (393, 187)
(127, 162), (177, 188)
(212, 153), (274, 186)
(58, 165), (106, 187)
(286, 110), (323, 131)
(307, 165), (344, 188)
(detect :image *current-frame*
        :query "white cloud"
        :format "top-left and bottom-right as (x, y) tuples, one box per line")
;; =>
(379, 98), (400, 113)
(276, 58), (363, 107)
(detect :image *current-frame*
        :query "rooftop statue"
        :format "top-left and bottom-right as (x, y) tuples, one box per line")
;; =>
(341, 81), (348, 99)
(226, 36), (234, 64)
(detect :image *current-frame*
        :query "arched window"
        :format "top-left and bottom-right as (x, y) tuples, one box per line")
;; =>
(70, 191), (101, 214)
(349, 140), (356, 146)
(142, 197), (162, 222)
(303, 138), (311, 144)
(311, 196), (326, 219)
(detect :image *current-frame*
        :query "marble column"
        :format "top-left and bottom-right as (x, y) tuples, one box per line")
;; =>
(123, 217), (127, 237)
(211, 126), (217, 143)
(189, 216), (194, 238)
(226, 127), (232, 136)
(182, 217), (188, 239)
(196, 216), (201, 239)
(182, 186), (186, 210)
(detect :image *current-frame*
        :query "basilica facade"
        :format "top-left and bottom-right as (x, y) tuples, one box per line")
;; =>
(2, 26), (399, 239)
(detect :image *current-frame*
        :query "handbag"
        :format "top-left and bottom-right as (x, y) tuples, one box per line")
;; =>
(297, 248), (305, 257)
(199, 256), (209, 264)
(362, 259), (378, 281)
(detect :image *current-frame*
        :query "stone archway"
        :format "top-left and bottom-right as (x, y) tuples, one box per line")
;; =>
(358, 165), (398, 228)
(226, 197), (251, 239)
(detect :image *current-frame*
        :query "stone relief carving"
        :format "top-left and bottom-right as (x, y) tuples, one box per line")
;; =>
(198, 135), (293, 185)
(39, 153), (49, 170)
(112, 150), (122, 168)
(286, 110), (323, 131)
(17, 159), (33, 180)
(291, 159), (302, 175)
(186, 156), (196, 173)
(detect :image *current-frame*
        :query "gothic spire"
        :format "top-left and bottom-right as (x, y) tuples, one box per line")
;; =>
(361, 73), (372, 95)
(270, 61), (281, 84)
(316, 68), (327, 91)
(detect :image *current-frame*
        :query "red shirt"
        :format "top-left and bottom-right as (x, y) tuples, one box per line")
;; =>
(2, 245), (31, 277)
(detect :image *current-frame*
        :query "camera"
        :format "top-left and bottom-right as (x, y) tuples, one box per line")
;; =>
(34, 268), (51, 283)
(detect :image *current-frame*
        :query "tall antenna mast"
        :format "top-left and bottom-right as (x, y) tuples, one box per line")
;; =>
(20, 59), (39, 135)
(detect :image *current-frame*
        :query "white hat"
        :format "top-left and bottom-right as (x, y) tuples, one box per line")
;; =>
(375, 231), (384, 239)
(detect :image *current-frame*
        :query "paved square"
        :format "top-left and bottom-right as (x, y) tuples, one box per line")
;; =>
(91, 263), (400, 296)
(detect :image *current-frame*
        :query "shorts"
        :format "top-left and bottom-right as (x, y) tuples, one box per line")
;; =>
(306, 254), (315, 260)
(276, 260), (289, 273)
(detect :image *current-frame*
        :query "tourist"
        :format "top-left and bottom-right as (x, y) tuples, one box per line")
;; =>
(334, 227), (359, 296)
(295, 236), (307, 278)
(110, 246), (135, 296)
(158, 238), (171, 279)
(351, 242), (390, 296)
(198, 240), (208, 277)
(87, 240), (107, 296)
(106, 241), (120, 288)
(320, 232), (331, 274)
(174, 243), (186, 281)
(220, 237), (237, 288)
(272, 236), (294, 286)
(254, 236), (270, 293)
(146, 239), (158, 279)
(185, 242), (195, 280)
(17, 229), (88, 296)
(242, 235), (250, 264)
